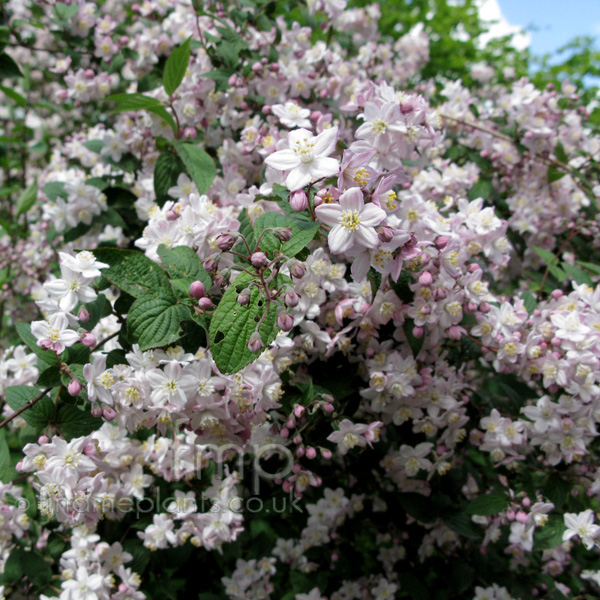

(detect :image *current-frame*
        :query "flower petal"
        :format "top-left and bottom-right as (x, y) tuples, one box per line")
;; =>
(309, 156), (339, 180)
(339, 187), (364, 212)
(355, 224), (379, 248)
(360, 203), (386, 227)
(265, 149), (300, 171)
(315, 203), (343, 226)
(312, 126), (338, 157)
(328, 225), (354, 253)
(286, 165), (312, 192)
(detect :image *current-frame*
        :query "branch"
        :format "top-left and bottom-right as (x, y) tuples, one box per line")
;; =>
(0, 387), (53, 430)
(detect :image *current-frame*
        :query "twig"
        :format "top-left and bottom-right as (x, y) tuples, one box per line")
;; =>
(0, 387), (53, 430)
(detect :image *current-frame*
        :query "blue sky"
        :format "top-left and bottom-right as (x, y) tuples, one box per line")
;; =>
(496, 0), (600, 57)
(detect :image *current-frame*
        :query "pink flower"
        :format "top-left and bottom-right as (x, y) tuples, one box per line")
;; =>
(264, 127), (339, 191)
(315, 187), (386, 254)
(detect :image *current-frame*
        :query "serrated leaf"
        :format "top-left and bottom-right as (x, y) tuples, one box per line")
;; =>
(36, 366), (62, 388)
(0, 429), (14, 482)
(81, 294), (112, 332)
(577, 261), (600, 276)
(16, 182), (37, 216)
(154, 152), (185, 206)
(547, 166), (567, 184)
(55, 405), (102, 441)
(92, 248), (172, 299)
(561, 262), (593, 285)
(534, 246), (558, 265)
(209, 272), (281, 374)
(254, 211), (320, 257)
(42, 181), (66, 201)
(465, 491), (508, 515)
(106, 92), (163, 110)
(521, 290), (537, 314)
(163, 37), (191, 96)
(127, 292), (191, 350)
(0, 53), (23, 78)
(0, 85), (26, 107)
(173, 141), (216, 195)
(5, 385), (55, 429)
(16, 322), (59, 366)
(157, 244), (211, 288)
(533, 514), (566, 551)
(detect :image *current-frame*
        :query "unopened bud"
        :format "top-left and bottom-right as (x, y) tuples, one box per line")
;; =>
(78, 308), (90, 323)
(418, 271), (433, 286)
(91, 405), (103, 418)
(251, 251), (269, 269)
(103, 406), (116, 421)
(290, 263), (306, 279)
(203, 257), (218, 272)
(284, 290), (300, 308)
(38, 435), (49, 445)
(198, 297), (213, 310)
(237, 289), (251, 306)
(166, 209), (179, 221)
(377, 226), (394, 243)
(274, 227), (293, 242)
(68, 379), (82, 396)
(81, 332), (96, 347)
(305, 446), (317, 459)
(248, 332), (264, 353)
(435, 235), (450, 250)
(216, 233), (236, 251)
(290, 190), (308, 212)
(190, 280), (206, 299)
(277, 312), (294, 332)
(294, 405), (305, 418)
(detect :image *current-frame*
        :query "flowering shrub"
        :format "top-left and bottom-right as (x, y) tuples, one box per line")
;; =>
(0, 1), (600, 599)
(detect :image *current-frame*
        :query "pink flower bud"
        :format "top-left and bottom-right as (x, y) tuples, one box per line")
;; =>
(248, 332), (264, 353)
(81, 332), (96, 347)
(290, 263), (306, 279)
(277, 312), (294, 332)
(310, 110), (322, 122)
(38, 435), (49, 445)
(91, 405), (103, 418)
(377, 226), (394, 243)
(294, 405), (305, 418)
(182, 127), (197, 140)
(262, 105), (272, 115)
(15, 460), (24, 472)
(237, 290), (251, 306)
(412, 326), (424, 338)
(286, 417), (296, 429)
(216, 233), (236, 251)
(78, 308), (90, 322)
(203, 257), (218, 272)
(190, 280), (206, 299)
(83, 443), (96, 456)
(284, 290), (300, 308)
(68, 379), (82, 396)
(321, 448), (332, 459)
(418, 271), (433, 286)
(280, 427), (289, 439)
(296, 447), (305, 457)
(522, 497), (531, 507)
(198, 297), (213, 310)
(251, 252), (269, 269)
(103, 406), (116, 421)
(322, 402), (334, 414)
(435, 235), (450, 250)
(290, 190), (308, 211)
(516, 511), (528, 523)
(274, 227), (293, 242)
(166, 209), (179, 221)
(305, 446), (317, 459)
(251, 61), (262, 73)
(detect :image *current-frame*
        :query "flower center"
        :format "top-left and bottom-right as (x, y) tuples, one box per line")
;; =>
(293, 137), (315, 163)
(340, 210), (361, 230)
(372, 118), (387, 134)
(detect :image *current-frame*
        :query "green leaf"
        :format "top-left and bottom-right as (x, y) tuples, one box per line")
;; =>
(534, 246), (558, 265)
(468, 179), (493, 201)
(83, 139), (104, 153)
(81, 294), (112, 332)
(465, 491), (508, 515)
(106, 92), (163, 111)
(521, 290), (537, 314)
(36, 366), (62, 388)
(42, 181), (66, 201)
(547, 166), (567, 184)
(444, 513), (481, 539)
(55, 405), (102, 441)
(127, 291), (191, 350)
(16, 182), (37, 216)
(0, 429), (14, 482)
(92, 248), (172, 299)
(397, 493), (436, 524)
(173, 141), (216, 195)
(163, 37), (192, 96)
(16, 322), (59, 366)
(5, 385), (55, 429)
(533, 514), (566, 551)
(0, 53), (23, 78)
(554, 142), (568, 163)
(154, 152), (185, 206)
(577, 260), (600, 276)
(0, 85), (26, 107)
(403, 318), (424, 357)
(254, 211), (320, 257)
(543, 474), (571, 508)
(209, 272), (282, 374)
(561, 262), (593, 285)
(157, 244), (211, 288)
(53, 2), (79, 20)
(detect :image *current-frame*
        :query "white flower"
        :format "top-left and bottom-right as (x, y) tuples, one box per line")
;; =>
(83, 354), (115, 406)
(315, 187), (386, 254)
(31, 312), (80, 354)
(61, 565), (105, 600)
(265, 126), (339, 191)
(43, 267), (97, 312)
(563, 509), (600, 550)
(272, 101), (312, 128)
(59, 251), (109, 278)
(395, 442), (433, 476)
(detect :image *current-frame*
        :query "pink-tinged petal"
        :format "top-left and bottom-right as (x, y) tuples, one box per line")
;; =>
(360, 203), (386, 226)
(309, 156), (339, 180)
(328, 225), (354, 254)
(265, 149), (300, 171)
(312, 126), (338, 157)
(339, 187), (364, 212)
(350, 251), (370, 281)
(390, 256), (403, 282)
(355, 225), (379, 249)
(286, 165), (312, 192)
(315, 203), (343, 226)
